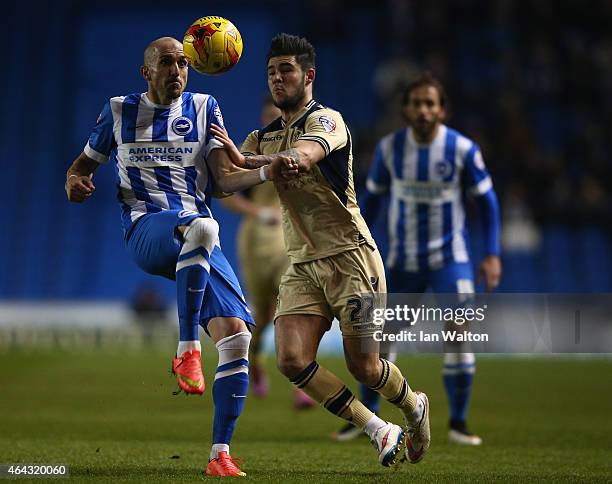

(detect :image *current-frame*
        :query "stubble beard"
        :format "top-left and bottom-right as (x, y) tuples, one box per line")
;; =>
(273, 84), (306, 112)
(413, 115), (440, 141)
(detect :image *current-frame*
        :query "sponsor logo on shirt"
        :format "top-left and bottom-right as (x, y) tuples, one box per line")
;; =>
(392, 180), (453, 201)
(125, 145), (193, 163)
(261, 134), (284, 142)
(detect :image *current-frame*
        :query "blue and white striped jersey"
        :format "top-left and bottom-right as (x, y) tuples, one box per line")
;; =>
(366, 124), (495, 272)
(84, 92), (224, 233)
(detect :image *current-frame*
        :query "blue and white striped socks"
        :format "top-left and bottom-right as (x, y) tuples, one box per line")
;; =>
(443, 352), (476, 423)
(175, 218), (218, 347)
(211, 331), (251, 460)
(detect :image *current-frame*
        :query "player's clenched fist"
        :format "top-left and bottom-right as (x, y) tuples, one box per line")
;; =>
(268, 157), (298, 181)
(278, 154), (299, 176)
(66, 174), (95, 203)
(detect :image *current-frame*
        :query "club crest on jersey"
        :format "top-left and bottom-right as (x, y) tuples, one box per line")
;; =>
(171, 116), (193, 136)
(435, 159), (454, 180)
(318, 116), (336, 133)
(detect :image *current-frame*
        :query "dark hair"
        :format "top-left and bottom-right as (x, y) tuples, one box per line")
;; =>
(402, 72), (448, 109)
(267, 33), (316, 71)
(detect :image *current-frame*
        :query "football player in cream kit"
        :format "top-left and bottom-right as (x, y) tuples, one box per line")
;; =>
(221, 96), (315, 408)
(65, 37), (297, 477)
(211, 33), (431, 467)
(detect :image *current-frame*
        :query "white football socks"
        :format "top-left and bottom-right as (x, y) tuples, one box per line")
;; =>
(210, 443), (229, 460)
(177, 340), (201, 357)
(406, 394), (425, 424)
(363, 414), (387, 439)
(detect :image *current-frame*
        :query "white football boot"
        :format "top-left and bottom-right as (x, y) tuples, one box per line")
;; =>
(370, 422), (406, 467)
(404, 391), (431, 464)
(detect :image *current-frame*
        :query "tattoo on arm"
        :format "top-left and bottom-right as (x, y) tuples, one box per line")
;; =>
(243, 148), (303, 169)
(242, 156), (269, 169)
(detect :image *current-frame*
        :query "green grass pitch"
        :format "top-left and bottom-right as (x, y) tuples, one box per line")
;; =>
(1, 348), (610, 482)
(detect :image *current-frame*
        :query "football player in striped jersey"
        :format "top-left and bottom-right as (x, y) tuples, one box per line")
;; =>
(350, 72), (501, 446)
(65, 36), (297, 476)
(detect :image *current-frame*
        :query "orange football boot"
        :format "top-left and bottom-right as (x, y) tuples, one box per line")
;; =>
(205, 451), (246, 477)
(171, 350), (205, 395)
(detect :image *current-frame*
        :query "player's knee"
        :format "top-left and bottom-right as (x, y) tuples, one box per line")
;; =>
(183, 217), (219, 253)
(444, 351), (475, 366)
(276, 352), (308, 380)
(223, 318), (249, 337)
(347, 359), (380, 386)
(216, 331), (251, 356)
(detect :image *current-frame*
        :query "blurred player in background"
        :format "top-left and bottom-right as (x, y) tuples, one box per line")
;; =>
(65, 37), (297, 476)
(221, 96), (315, 409)
(212, 33), (431, 467)
(352, 72), (501, 446)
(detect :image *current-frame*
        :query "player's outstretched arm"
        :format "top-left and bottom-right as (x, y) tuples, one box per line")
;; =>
(209, 124), (249, 168)
(240, 141), (325, 172)
(66, 152), (99, 203)
(208, 147), (298, 194)
(210, 125), (324, 172)
(210, 124), (287, 169)
(279, 140), (326, 172)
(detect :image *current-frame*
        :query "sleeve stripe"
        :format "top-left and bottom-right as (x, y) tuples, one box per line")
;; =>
(299, 135), (331, 156)
(366, 178), (388, 195)
(469, 176), (492, 196)
(84, 142), (109, 164)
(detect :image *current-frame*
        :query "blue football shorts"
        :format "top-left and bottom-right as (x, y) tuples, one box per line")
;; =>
(386, 263), (476, 351)
(387, 262), (475, 294)
(125, 209), (254, 330)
